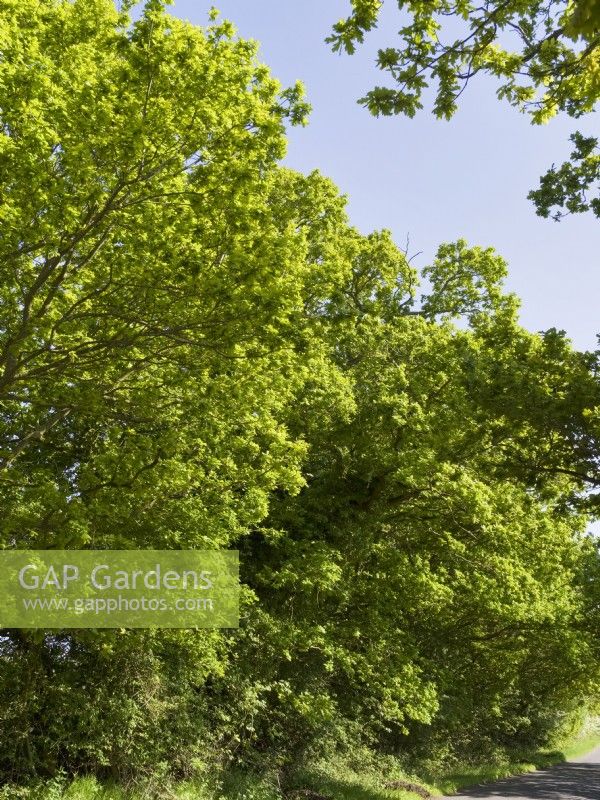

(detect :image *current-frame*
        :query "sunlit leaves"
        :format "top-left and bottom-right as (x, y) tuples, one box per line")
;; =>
(328, 0), (599, 217)
(529, 132), (600, 219)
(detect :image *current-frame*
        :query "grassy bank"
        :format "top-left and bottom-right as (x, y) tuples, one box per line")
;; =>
(286, 722), (600, 799)
(0, 769), (429, 800)
(4, 724), (600, 800)
(421, 727), (600, 795)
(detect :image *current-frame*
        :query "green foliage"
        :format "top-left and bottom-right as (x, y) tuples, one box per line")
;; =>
(529, 132), (600, 219)
(0, 0), (599, 791)
(0, 0), (335, 781)
(327, 0), (600, 217)
(327, 0), (599, 122)
(4, 722), (599, 799)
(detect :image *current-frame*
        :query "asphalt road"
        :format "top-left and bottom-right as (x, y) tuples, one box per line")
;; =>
(451, 746), (600, 800)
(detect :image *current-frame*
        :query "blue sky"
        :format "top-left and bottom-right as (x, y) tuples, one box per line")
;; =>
(165, 0), (598, 351)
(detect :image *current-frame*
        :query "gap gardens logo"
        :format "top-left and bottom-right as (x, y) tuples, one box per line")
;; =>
(0, 550), (239, 628)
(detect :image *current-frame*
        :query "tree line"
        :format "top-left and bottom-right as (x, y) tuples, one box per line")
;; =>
(0, 0), (598, 790)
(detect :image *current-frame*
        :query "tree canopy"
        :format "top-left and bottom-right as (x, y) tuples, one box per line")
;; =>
(328, 0), (600, 217)
(0, 0), (599, 790)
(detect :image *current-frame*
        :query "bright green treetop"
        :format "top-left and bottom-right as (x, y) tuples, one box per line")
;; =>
(328, 0), (599, 217)
(1, 0), (599, 783)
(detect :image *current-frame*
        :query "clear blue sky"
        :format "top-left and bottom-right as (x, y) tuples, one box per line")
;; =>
(165, 0), (599, 351)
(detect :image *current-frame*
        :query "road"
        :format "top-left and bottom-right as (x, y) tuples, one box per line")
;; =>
(451, 745), (600, 800)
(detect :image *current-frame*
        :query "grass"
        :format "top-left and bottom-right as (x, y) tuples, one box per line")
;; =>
(3, 724), (600, 800)
(0, 775), (215, 800)
(288, 757), (430, 800)
(0, 761), (430, 800)
(420, 724), (600, 795)
(561, 730), (600, 760)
